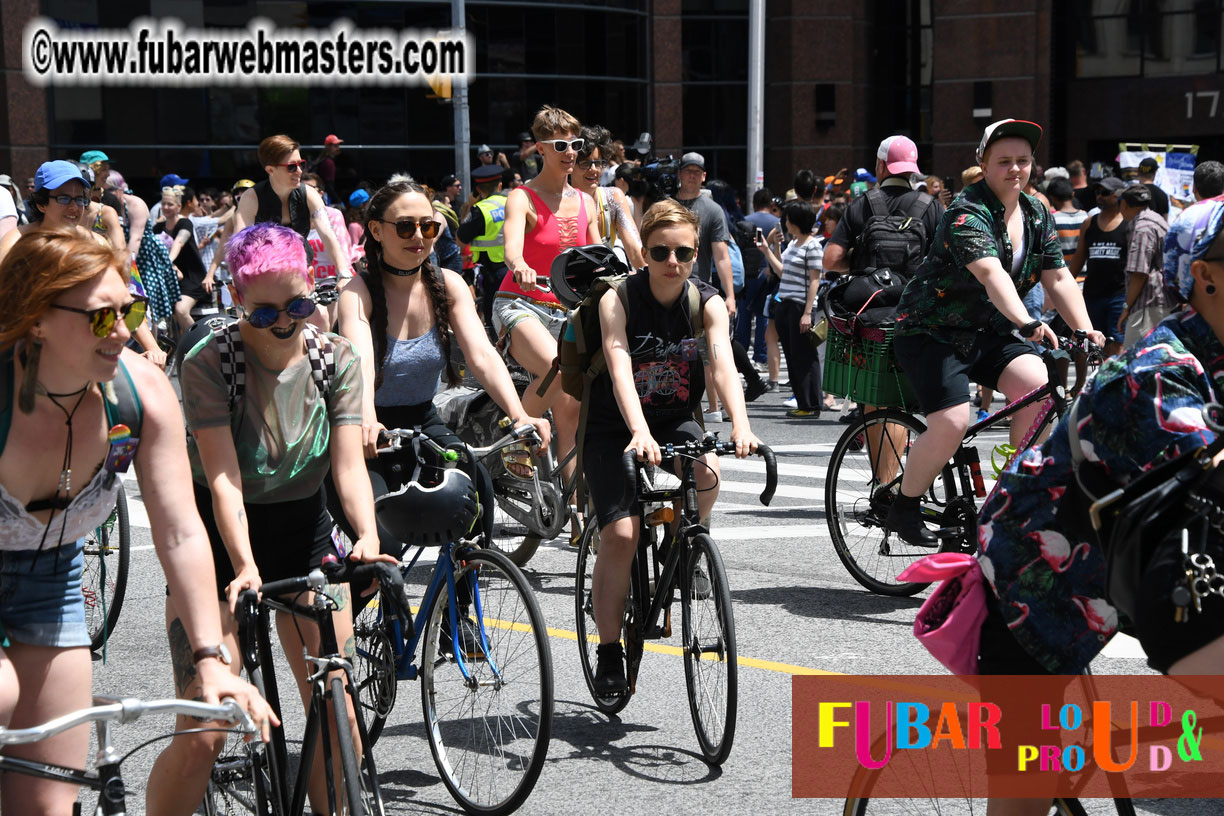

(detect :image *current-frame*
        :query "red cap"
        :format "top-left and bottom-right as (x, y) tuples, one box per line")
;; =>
(324, 134), (344, 146)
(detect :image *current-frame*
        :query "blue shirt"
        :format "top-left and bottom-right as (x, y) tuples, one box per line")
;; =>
(978, 307), (1224, 674)
(745, 211), (780, 277)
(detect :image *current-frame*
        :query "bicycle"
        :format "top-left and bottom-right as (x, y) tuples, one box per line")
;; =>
(573, 434), (778, 765)
(203, 557), (412, 816)
(0, 695), (253, 816)
(348, 426), (554, 816)
(825, 333), (1098, 597)
(81, 482), (131, 652)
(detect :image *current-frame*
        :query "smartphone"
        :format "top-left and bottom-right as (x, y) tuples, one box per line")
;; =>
(943, 176), (955, 195)
(755, 227), (765, 244)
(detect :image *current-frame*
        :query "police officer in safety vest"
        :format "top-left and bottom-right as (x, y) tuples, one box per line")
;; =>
(457, 163), (510, 326)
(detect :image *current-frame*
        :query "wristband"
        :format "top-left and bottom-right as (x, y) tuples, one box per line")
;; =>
(1019, 319), (1042, 339)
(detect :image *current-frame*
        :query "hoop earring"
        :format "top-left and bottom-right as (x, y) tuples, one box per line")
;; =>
(19, 339), (41, 414)
(1207, 284), (1217, 296)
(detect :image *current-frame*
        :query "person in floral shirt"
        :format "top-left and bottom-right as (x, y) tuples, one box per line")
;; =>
(885, 120), (1102, 545)
(979, 200), (1224, 680)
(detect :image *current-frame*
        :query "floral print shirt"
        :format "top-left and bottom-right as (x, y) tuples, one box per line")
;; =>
(978, 307), (1224, 674)
(896, 181), (1066, 354)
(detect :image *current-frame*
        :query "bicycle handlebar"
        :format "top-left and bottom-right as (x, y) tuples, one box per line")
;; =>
(0, 697), (254, 746)
(621, 438), (778, 507)
(377, 424), (542, 459)
(238, 558), (414, 629)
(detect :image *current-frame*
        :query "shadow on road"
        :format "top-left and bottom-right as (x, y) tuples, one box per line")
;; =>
(732, 583), (921, 625)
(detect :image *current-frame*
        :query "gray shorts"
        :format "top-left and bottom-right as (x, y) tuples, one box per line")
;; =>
(492, 293), (566, 340)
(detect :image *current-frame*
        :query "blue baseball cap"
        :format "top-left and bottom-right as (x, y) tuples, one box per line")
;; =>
(160, 173), (190, 187)
(349, 188), (371, 207)
(34, 160), (92, 192)
(854, 167), (878, 184)
(79, 150), (110, 165)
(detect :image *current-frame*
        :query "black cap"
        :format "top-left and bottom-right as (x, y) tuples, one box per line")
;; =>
(473, 164), (503, 182)
(518, 131), (534, 143)
(1093, 176), (1126, 195)
(1120, 184), (1152, 206)
(441, 174), (459, 188)
(1137, 157), (1159, 175)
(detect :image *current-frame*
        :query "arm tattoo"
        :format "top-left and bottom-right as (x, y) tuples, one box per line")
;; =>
(711, 343), (721, 361)
(344, 634), (356, 660)
(168, 617), (199, 697)
(332, 584), (350, 612)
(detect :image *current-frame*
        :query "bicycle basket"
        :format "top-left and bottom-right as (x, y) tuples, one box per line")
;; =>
(374, 468), (480, 547)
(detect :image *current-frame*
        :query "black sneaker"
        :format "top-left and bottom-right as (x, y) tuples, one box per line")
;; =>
(441, 615), (485, 660)
(593, 642), (627, 696)
(690, 566), (712, 600)
(883, 496), (938, 546)
(744, 377), (767, 403)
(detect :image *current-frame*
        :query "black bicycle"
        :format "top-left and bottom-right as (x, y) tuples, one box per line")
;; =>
(203, 557), (414, 816)
(573, 434), (777, 764)
(0, 695), (253, 816)
(825, 334), (1098, 596)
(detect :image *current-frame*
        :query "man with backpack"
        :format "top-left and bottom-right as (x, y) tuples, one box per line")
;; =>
(822, 134), (944, 278)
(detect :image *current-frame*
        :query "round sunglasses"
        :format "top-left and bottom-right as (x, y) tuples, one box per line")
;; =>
(375, 218), (440, 240)
(246, 296), (317, 329)
(647, 245), (697, 263)
(50, 297), (148, 338)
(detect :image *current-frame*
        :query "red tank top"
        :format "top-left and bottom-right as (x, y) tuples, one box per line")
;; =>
(498, 185), (587, 305)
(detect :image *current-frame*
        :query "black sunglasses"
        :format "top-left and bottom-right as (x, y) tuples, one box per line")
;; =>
(376, 218), (440, 240)
(246, 296), (317, 329)
(647, 245), (696, 263)
(577, 159), (608, 171)
(50, 297), (148, 338)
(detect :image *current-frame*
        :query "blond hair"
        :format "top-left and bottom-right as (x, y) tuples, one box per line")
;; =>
(640, 199), (699, 248)
(530, 106), (580, 142)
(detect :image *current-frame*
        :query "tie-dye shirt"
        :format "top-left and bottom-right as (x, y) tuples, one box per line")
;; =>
(978, 307), (1224, 674)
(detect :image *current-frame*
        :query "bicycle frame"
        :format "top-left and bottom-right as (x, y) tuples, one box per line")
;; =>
(235, 584), (380, 816)
(471, 427), (577, 542)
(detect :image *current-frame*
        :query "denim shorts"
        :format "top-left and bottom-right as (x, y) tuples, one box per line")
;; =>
(0, 539), (90, 649)
(492, 293), (566, 340)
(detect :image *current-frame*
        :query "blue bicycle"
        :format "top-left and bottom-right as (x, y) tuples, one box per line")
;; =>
(350, 427), (554, 816)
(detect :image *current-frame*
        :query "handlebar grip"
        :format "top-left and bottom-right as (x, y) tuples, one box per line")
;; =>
(758, 445), (778, 506)
(319, 559), (414, 623)
(622, 450), (639, 504)
(256, 573), (317, 599)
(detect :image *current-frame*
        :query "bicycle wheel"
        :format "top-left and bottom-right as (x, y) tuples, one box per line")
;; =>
(203, 727), (277, 816)
(330, 676), (384, 816)
(83, 483), (130, 651)
(487, 480), (544, 567)
(574, 520), (631, 715)
(680, 533), (737, 764)
(825, 409), (953, 596)
(420, 548), (553, 815)
(350, 592), (399, 747)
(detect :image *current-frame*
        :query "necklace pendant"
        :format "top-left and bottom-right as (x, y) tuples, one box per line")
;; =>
(59, 468), (71, 496)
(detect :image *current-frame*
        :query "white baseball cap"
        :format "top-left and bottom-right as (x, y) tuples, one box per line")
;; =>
(976, 119), (1043, 163)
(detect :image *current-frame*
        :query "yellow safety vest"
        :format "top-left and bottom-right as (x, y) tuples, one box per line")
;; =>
(471, 193), (508, 264)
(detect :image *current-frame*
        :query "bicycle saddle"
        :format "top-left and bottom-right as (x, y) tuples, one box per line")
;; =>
(374, 468), (479, 546)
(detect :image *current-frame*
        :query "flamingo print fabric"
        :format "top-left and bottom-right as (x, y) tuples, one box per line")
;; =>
(978, 306), (1224, 674)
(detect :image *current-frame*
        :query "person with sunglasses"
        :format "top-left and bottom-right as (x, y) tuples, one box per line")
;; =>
(336, 180), (549, 547)
(571, 125), (644, 270)
(585, 200), (762, 694)
(148, 223), (388, 815)
(497, 106), (601, 542)
(233, 133), (350, 282)
(0, 229), (275, 814)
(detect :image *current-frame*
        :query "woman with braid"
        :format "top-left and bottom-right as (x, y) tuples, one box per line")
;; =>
(336, 181), (550, 548)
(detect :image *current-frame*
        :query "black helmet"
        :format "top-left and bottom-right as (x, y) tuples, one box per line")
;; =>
(174, 313), (237, 373)
(549, 244), (630, 309)
(374, 468), (480, 547)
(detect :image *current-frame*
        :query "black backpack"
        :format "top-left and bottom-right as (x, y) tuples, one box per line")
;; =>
(852, 188), (935, 276)
(730, 219), (765, 281)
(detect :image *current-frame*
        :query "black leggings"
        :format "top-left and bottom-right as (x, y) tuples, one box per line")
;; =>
(774, 299), (822, 410)
(731, 338), (763, 390)
(324, 402), (496, 559)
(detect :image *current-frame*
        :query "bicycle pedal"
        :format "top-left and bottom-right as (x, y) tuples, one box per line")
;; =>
(661, 608), (672, 638)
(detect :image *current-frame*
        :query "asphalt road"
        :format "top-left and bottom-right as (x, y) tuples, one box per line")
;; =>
(84, 376), (1214, 816)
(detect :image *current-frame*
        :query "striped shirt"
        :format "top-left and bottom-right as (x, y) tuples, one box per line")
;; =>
(777, 236), (823, 304)
(1053, 208), (1089, 262)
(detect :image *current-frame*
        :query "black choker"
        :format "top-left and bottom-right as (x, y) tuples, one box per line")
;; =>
(37, 383), (91, 399)
(384, 261), (424, 277)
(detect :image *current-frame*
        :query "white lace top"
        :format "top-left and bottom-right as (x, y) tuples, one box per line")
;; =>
(0, 467), (123, 552)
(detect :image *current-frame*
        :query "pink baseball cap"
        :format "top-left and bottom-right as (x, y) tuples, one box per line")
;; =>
(876, 135), (920, 176)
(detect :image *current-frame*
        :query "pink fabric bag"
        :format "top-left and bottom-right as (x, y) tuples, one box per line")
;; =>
(897, 552), (988, 675)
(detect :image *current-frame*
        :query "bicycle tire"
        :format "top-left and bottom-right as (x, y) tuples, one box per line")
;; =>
(825, 409), (953, 596)
(487, 481), (544, 567)
(681, 533), (738, 764)
(420, 547), (553, 815)
(351, 592), (399, 747)
(203, 725), (278, 816)
(574, 520), (631, 715)
(83, 483), (130, 651)
(329, 676), (382, 816)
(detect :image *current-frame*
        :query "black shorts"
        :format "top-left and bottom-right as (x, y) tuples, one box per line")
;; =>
(893, 330), (1037, 414)
(584, 418), (703, 530)
(193, 481), (338, 595)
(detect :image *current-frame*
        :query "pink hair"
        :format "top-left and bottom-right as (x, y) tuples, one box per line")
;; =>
(226, 223), (310, 291)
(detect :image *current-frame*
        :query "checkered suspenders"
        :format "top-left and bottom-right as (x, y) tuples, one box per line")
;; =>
(210, 321), (335, 410)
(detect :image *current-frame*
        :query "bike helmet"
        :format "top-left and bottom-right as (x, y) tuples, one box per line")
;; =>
(549, 244), (630, 308)
(374, 468), (480, 547)
(174, 313), (237, 373)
